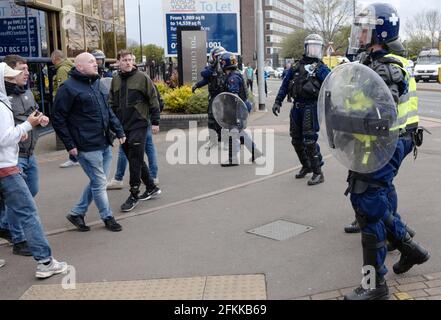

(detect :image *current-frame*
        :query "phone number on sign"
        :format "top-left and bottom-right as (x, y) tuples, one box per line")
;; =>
(0, 46), (36, 53)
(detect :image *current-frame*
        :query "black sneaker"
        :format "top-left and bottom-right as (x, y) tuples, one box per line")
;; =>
(13, 241), (32, 256)
(0, 228), (12, 242)
(66, 214), (90, 232)
(139, 186), (162, 201)
(121, 195), (139, 212)
(344, 281), (389, 300)
(307, 173), (325, 186)
(295, 167), (312, 179)
(103, 217), (122, 232)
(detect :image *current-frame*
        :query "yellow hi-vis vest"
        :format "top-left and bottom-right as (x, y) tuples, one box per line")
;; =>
(386, 54), (419, 129)
(344, 90), (376, 165)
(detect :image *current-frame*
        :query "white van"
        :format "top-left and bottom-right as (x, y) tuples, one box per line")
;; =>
(414, 49), (441, 83)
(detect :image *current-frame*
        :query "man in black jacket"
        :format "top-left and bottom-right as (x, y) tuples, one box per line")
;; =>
(53, 52), (126, 232)
(109, 50), (161, 212)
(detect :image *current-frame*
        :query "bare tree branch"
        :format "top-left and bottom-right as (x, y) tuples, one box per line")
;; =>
(305, 0), (353, 45)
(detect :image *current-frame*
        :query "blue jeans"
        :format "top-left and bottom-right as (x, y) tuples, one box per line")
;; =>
(18, 155), (39, 197)
(0, 173), (51, 263)
(114, 126), (158, 181)
(0, 155), (39, 244)
(71, 146), (113, 220)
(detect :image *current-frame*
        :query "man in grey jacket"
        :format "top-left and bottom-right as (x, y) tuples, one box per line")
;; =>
(0, 55), (49, 256)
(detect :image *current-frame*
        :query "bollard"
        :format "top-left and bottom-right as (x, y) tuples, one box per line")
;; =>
(438, 67), (441, 84)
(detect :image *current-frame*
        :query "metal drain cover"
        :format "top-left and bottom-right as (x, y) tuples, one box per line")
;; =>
(247, 220), (313, 241)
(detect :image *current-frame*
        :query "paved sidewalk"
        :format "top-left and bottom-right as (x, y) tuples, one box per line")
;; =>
(295, 271), (441, 300)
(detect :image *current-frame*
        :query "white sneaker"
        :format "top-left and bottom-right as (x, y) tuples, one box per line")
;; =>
(0, 259), (5, 268)
(35, 258), (68, 279)
(59, 160), (80, 168)
(107, 179), (124, 190)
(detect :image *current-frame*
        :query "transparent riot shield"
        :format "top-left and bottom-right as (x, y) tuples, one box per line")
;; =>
(318, 62), (400, 173)
(212, 92), (249, 131)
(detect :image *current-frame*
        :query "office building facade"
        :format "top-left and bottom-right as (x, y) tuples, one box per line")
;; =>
(241, 0), (304, 68)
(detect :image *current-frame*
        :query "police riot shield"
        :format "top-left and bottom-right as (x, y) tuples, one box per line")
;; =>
(99, 77), (113, 95)
(212, 92), (249, 130)
(317, 63), (399, 173)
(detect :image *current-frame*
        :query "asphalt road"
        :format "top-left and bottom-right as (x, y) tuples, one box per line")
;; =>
(418, 90), (441, 119)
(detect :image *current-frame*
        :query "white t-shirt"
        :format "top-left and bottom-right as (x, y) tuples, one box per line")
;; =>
(0, 99), (32, 169)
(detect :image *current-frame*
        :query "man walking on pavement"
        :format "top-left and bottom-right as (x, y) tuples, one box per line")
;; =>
(272, 34), (331, 186)
(108, 50), (161, 212)
(0, 55), (50, 256)
(244, 63), (254, 92)
(51, 49), (80, 169)
(0, 62), (68, 278)
(52, 52), (126, 232)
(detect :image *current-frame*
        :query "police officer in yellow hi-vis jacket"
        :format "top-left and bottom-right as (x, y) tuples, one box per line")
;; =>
(339, 3), (430, 300)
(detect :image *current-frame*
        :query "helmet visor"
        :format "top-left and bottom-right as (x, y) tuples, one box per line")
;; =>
(305, 41), (324, 59)
(348, 11), (377, 55)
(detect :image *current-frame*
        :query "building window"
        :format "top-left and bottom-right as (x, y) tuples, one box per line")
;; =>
(116, 25), (126, 52)
(101, 0), (113, 21)
(103, 22), (115, 58)
(92, 0), (101, 18)
(65, 13), (85, 57)
(113, 0), (119, 24)
(119, 0), (125, 25)
(62, 0), (82, 12)
(85, 17), (102, 52)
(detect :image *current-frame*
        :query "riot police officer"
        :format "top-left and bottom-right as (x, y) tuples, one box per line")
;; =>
(192, 46), (226, 149)
(217, 52), (262, 167)
(91, 49), (113, 78)
(340, 3), (429, 300)
(272, 34), (330, 186)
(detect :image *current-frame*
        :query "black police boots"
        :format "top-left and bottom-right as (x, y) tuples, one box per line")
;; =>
(344, 278), (389, 300)
(295, 167), (312, 179)
(387, 225), (416, 252)
(393, 233), (430, 274)
(344, 220), (361, 233)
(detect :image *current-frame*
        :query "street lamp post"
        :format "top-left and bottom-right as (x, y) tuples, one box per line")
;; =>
(255, 0), (266, 111)
(138, 0), (143, 62)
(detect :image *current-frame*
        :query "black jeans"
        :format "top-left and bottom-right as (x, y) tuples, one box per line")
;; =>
(121, 127), (156, 193)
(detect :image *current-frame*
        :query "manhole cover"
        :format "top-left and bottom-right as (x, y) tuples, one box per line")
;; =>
(247, 220), (314, 241)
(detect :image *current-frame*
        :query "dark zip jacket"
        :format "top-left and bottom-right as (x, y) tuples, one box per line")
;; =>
(52, 68), (125, 152)
(108, 68), (160, 132)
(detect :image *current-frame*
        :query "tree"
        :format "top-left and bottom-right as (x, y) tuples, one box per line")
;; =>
(132, 44), (165, 64)
(305, 0), (354, 45)
(404, 37), (432, 60)
(281, 28), (311, 59)
(405, 9), (441, 49)
(332, 25), (351, 53)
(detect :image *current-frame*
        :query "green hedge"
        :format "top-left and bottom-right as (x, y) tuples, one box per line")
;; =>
(157, 82), (254, 114)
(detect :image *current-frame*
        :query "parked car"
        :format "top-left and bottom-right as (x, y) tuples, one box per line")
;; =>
(414, 49), (441, 83)
(275, 67), (284, 78)
(264, 66), (275, 78)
